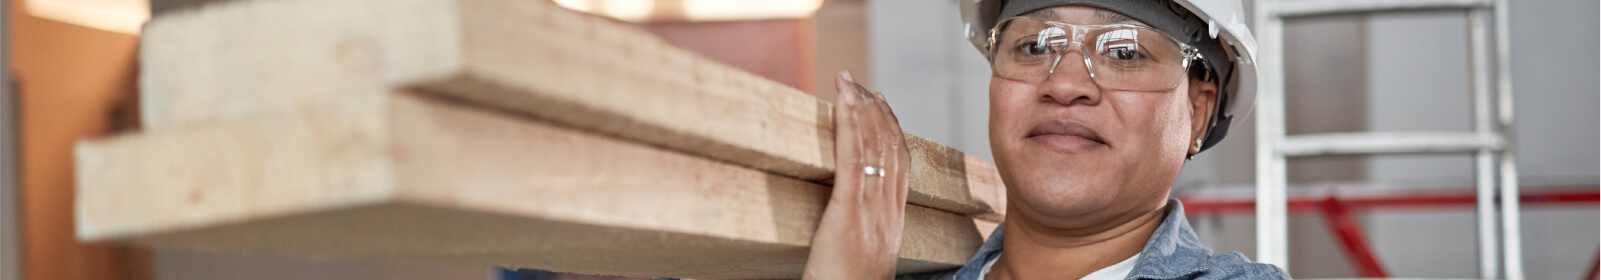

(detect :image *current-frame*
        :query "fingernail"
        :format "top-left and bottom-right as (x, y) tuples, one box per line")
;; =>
(840, 70), (855, 83)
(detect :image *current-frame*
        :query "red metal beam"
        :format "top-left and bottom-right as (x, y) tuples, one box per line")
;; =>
(1178, 185), (1599, 279)
(1585, 250), (1598, 280)
(1181, 185), (1599, 216)
(1318, 198), (1389, 278)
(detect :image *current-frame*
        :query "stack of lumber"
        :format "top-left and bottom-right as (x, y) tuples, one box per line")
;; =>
(74, 0), (1007, 278)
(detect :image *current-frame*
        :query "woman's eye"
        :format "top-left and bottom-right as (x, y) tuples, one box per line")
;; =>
(1015, 41), (1053, 56)
(1104, 45), (1143, 60)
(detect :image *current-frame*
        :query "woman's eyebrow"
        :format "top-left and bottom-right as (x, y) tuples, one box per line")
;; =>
(1095, 10), (1138, 24)
(1025, 8), (1058, 18)
(1025, 8), (1141, 25)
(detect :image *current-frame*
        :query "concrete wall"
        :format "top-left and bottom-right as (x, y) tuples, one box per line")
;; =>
(865, 0), (1599, 278)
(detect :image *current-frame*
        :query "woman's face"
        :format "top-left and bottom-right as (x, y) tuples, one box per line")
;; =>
(989, 5), (1216, 228)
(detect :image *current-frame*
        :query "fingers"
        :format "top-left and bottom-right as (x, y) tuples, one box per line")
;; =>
(875, 92), (911, 206)
(858, 90), (909, 206)
(824, 70), (908, 274)
(851, 81), (886, 202)
(832, 70), (910, 207)
(832, 71), (865, 198)
(807, 72), (908, 280)
(865, 99), (908, 209)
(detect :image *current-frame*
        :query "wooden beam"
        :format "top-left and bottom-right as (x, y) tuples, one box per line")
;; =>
(136, 0), (1005, 217)
(77, 92), (984, 279)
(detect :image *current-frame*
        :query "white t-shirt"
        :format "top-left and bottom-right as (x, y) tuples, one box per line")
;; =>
(975, 253), (1141, 280)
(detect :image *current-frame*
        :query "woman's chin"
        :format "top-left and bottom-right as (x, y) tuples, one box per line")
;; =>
(1012, 182), (1119, 217)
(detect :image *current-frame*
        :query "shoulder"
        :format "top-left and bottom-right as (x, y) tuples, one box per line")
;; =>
(1134, 200), (1290, 279)
(1184, 252), (1291, 280)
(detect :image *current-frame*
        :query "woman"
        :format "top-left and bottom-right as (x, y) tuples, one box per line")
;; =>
(802, 0), (1290, 279)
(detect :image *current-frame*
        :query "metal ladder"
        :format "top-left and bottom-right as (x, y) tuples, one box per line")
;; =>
(1250, 0), (1520, 279)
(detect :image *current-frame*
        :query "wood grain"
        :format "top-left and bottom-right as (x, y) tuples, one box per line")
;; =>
(77, 92), (984, 279)
(137, 0), (1005, 217)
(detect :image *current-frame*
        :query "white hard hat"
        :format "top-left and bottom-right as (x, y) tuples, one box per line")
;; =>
(960, 0), (1258, 153)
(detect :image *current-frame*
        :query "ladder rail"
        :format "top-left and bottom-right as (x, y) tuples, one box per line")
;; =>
(1466, 6), (1500, 279)
(1253, 0), (1291, 270)
(1253, 0), (1519, 278)
(1492, 0), (1523, 278)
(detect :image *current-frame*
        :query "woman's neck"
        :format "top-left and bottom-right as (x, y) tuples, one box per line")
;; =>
(988, 203), (1169, 280)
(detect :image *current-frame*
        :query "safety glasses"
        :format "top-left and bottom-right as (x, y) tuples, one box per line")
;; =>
(988, 17), (1203, 92)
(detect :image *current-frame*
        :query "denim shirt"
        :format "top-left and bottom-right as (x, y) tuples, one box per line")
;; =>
(898, 199), (1291, 280)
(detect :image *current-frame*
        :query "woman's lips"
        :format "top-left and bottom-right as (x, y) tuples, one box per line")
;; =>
(1025, 121), (1107, 151)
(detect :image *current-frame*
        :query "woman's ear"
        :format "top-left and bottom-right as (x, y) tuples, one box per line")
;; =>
(1187, 78), (1218, 156)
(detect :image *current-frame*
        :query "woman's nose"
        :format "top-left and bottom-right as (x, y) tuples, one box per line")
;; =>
(1038, 45), (1102, 106)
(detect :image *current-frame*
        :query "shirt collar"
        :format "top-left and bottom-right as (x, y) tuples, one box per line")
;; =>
(1125, 198), (1216, 280)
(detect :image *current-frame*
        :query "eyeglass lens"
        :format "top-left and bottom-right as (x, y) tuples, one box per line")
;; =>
(989, 17), (1190, 92)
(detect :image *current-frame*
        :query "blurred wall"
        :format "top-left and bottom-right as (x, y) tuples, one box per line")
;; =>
(8, 0), (149, 279)
(1, 0), (15, 278)
(1361, 1), (1600, 278)
(866, 0), (991, 162)
(812, 0), (869, 102)
(639, 19), (817, 94)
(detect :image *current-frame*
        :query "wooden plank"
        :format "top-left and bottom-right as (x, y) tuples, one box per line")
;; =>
(76, 92), (984, 279)
(904, 135), (1007, 221)
(137, 0), (1005, 218)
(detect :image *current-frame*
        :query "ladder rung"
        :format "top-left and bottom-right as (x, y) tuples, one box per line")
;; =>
(1277, 132), (1504, 157)
(1270, 0), (1493, 18)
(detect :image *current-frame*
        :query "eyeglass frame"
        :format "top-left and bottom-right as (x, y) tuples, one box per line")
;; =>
(983, 16), (1214, 92)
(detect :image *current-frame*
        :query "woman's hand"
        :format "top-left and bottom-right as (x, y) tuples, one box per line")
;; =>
(802, 71), (913, 280)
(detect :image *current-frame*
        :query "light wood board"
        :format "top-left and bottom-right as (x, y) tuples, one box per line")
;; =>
(77, 92), (984, 279)
(137, 0), (1005, 217)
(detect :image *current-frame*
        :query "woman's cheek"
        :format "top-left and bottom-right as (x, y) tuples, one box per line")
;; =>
(988, 80), (1033, 142)
(1140, 93), (1194, 163)
(1108, 91), (1187, 160)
